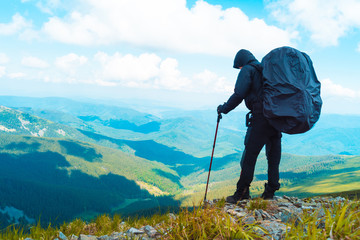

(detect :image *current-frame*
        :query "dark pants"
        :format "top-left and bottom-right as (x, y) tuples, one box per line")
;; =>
(236, 113), (282, 192)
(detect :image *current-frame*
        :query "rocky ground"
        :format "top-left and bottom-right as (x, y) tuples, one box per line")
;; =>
(219, 195), (344, 240)
(24, 195), (347, 240)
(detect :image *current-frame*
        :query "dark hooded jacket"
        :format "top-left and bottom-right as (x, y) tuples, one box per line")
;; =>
(221, 49), (263, 114)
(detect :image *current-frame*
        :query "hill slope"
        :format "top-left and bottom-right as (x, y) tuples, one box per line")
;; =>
(178, 153), (360, 204)
(0, 135), (181, 226)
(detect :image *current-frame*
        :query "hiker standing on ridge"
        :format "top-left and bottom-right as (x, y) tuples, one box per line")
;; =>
(217, 49), (282, 203)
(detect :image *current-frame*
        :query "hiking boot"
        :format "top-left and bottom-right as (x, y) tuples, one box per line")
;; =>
(226, 188), (250, 204)
(261, 183), (275, 200)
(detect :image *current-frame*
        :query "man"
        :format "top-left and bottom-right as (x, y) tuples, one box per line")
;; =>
(217, 49), (282, 203)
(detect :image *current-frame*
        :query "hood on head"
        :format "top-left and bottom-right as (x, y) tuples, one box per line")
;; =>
(233, 49), (257, 68)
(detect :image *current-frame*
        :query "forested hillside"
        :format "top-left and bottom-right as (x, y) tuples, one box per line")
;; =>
(0, 135), (180, 227)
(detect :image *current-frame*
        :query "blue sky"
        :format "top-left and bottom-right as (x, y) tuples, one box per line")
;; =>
(0, 0), (360, 114)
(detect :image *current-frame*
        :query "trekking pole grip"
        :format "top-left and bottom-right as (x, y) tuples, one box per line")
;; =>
(217, 113), (222, 123)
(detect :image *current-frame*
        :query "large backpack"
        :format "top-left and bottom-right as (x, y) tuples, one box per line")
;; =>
(260, 46), (322, 134)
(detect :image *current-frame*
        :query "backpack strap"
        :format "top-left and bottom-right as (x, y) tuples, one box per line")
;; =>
(248, 63), (264, 114)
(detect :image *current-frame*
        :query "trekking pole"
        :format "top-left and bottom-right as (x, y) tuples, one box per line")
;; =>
(204, 112), (222, 202)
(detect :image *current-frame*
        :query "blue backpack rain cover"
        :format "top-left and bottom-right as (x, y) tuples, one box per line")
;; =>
(261, 46), (322, 134)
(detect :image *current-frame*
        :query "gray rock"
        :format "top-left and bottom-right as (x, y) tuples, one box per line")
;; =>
(225, 204), (234, 209)
(78, 234), (97, 240)
(234, 207), (244, 212)
(69, 234), (78, 240)
(254, 210), (263, 221)
(236, 211), (247, 218)
(126, 227), (145, 235)
(144, 225), (160, 238)
(253, 226), (267, 236)
(59, 231), (68, 240)
(334, 196), (346, 202)
(280, 209), (301, 226)
(273, 213), (281, 219)
(258, 209), (272, 220)
(226, 209), (236, 215)
(109, 232), (125, 239)
(302, 202), (319, 209)
(243, 215), (256, 224)
(260, 220), (288, 239)
(237, 199), (249, 207)
(98, 235), (126, 240)
(97, 235), (109, 240)
(168, 213), (177, 220)
(301, 206), (314, 210)
(283, 195), (293, 202)
(317, 208), (326, 218)
(278, 202), (292, 208)
(273, 196), (282, 201)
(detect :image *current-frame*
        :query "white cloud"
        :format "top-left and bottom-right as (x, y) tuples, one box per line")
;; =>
(43, 11), (112, 46)
(92, 51), (235, 92)
(268, 0), (360, 46)
(155, 58), (191, 90)
(8, 72), (26, 79)
(0, 53), (9, 64)
(321, 78), (360, 98)
(193, 70), (233, 93)
(357, 42), (360, 52)
(42, 0), (294, 56)
(316, 78), (360, 114)
(95, 52), (161, 81)
(0, 66), (6, 77)
(55, 53), (88, 75)
(94, 52), (191, 90)
(22, 56), (49, 68)
(0, 13), (31, 36)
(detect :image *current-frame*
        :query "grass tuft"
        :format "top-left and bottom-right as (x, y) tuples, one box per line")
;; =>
(285, 200), (360, 239)
(160, 202), (264, 239)
(247, 198), (268, 211)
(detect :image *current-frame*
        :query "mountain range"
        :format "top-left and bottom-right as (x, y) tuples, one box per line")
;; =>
(1, 96), (360, 156)
(0, 95), (359, 227)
